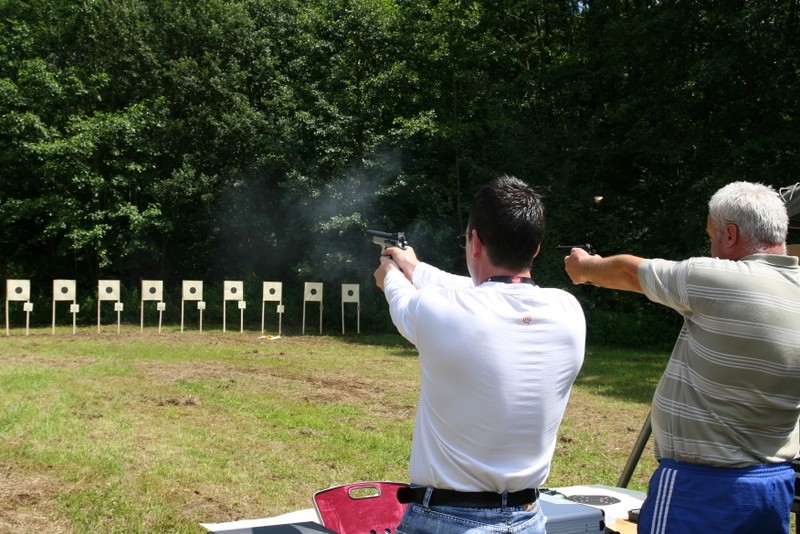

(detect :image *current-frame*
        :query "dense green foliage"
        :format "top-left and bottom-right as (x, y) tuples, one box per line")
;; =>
(1, 0), (798, 341)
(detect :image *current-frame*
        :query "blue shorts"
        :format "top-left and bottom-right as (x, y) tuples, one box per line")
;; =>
(638, 458), (795, 534)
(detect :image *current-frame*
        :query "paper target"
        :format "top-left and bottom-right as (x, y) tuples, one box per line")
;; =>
(304, 282), (323, 302)
(224, 281), (244, 301)
(262, 282), (283, 302)
(6, 279), (30, 301)
(53, 279), (76, 301)
(98, 280), (121, 301)
(341, 284), (360, 303)
(182, 280), (204, 301)
(141, 280), (163, 301)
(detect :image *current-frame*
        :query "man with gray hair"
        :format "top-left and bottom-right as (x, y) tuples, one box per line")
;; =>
(563, 181), (800, 533)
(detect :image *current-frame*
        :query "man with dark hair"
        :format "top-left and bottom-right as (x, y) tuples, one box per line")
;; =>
(564, 181), (800, 533)
(374, 175), (586, 533)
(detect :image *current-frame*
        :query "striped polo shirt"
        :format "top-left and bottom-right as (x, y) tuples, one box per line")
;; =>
(639, 254), (800, 467)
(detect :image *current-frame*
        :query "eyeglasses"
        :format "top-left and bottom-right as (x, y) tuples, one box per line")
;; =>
(457, 233), (469, 249)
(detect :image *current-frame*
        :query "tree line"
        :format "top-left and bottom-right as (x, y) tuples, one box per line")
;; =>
(1, 0), (798, 342)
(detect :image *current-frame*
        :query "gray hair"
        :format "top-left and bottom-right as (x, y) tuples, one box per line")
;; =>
(708, 181), (788, 246)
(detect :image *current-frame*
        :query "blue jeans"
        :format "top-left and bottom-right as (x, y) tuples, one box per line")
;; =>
(396, 501), (544, 534)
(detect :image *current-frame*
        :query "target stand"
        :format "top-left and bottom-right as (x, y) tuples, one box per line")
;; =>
(261, 282), (284, 336)
(341, 284), (360, 334)
(97, 280), (123, 333)
(52, 279), (78, 335)
(223, 281), (245, 333)
(302, 282), (323, 335)
(181, 280), (205, 332)
(140, 280), (165, 333)
(5, 279), (32, 336)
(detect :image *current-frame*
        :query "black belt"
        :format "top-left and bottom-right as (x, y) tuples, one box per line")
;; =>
(397, 486), (539, 508)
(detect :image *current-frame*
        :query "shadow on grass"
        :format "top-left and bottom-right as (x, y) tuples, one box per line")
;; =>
(576, 346), (668, 404)
(342, 334), (670, 401)
(340, 333), (419, 358)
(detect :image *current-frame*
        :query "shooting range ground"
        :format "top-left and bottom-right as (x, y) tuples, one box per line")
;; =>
(0, 330), (726, 533)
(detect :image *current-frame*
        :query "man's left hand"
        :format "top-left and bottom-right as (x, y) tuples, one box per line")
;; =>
(374, 256), (399, 291)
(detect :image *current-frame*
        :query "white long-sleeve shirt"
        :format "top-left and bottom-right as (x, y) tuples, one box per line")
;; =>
(383, 263), (586, 492)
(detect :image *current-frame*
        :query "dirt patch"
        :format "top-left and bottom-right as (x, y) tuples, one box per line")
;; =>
(157, 395), (201, 407)
(0, 355), (96, 368)
(135, 360), (268, 384)
(0, 463), (70, 534)
(134, 358), (416, 420)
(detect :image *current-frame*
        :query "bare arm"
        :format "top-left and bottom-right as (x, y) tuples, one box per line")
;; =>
(563, 248), (645, 293)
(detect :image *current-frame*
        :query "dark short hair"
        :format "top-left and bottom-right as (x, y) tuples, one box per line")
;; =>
(467, 175), (545, 270)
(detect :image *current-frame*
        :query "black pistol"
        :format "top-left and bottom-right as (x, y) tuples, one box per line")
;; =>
(367, 229), (408, 250)
(556, 244), (596, 255)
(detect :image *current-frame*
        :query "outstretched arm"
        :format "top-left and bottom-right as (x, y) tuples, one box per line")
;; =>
(563, 248), (645, 294)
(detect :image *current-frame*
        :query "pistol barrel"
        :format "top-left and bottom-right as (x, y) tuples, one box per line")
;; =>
(556, 244), (596, 255)
(367, 229), (408, 250)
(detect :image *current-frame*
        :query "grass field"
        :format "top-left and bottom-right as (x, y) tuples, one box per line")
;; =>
(0, 328), (794, 533)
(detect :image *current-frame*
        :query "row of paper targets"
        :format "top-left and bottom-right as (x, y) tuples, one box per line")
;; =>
(4, 279), (362, 336)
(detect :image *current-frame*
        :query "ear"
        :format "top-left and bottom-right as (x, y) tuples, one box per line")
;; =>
(532, 244), (541, 259)
(722, 223), (740, 250)
(470, 228), (483, 258)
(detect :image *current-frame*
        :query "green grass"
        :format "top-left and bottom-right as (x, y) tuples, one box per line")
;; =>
(0, 328), (794, 533)
(0, 329), (420, 532)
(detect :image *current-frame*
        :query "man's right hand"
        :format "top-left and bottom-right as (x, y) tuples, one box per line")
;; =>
(563, 247), (596, 285)
(563, 250), (645, 293)
(382, 246), (420, 284)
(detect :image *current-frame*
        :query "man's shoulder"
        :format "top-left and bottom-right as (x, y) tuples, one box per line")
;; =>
(536, 285), (583, 300)
(648, 254), (796, 269)
(645, 255), (799, 288)
(645, 256), (741, 274)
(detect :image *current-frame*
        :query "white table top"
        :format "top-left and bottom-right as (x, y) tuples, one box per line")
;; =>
(199, 484), (646, 532)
